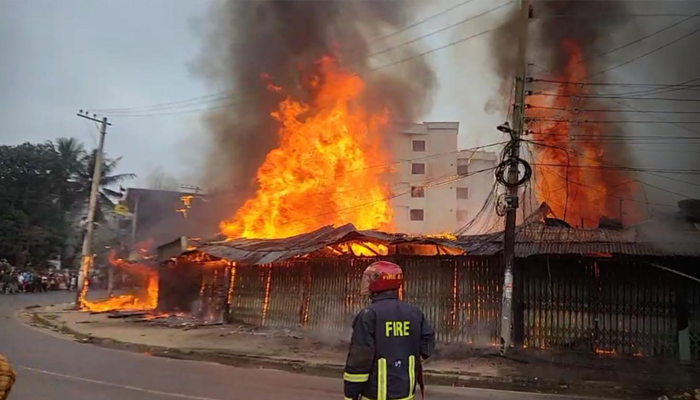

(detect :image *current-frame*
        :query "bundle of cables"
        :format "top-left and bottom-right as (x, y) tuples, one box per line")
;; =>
(494, 141), (532, 189)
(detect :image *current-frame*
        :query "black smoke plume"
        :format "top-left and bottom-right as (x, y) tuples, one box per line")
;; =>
(197, 0), (437, 193)
(489, 0), (630, 100)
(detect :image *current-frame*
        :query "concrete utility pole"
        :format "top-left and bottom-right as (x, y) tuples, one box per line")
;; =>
(75, 111), (112, 306)
(499, 0), (532, 354)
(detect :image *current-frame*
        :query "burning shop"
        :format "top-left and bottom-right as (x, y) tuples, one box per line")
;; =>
(155, 224), (504, 344)
(459, 207), (700, 360)
(155, 205), (700, 361)
(143, 0), (700, 361)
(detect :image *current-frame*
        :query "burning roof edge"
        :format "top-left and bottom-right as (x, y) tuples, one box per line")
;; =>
(158, 224), (465, 265)
(158, 217), (700, 266)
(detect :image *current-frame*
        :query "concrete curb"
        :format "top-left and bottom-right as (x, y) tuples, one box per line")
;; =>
(22, 308), (678, 399)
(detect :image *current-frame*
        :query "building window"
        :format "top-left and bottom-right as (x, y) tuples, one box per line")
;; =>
(411, 186), (425, 198)
(456, 187), (469, 199)
(411, 163), (425, 175)
(412, 140), (426, 152)
(410, 209), (424, 221)
(457, 160), (469, 175)
(457, 210), (469, 222)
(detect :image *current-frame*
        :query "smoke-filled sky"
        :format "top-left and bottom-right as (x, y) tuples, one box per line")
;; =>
(1, 0), (699, 210)
(0, 0), (509, 187)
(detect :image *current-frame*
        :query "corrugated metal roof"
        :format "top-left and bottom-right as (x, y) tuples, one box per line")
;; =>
(458, 220), (700, 257)
(174, 214), (700, 265)
(185, 224), (454, 265)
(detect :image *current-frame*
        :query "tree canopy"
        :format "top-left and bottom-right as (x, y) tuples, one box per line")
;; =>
(0, 139), (134, 268)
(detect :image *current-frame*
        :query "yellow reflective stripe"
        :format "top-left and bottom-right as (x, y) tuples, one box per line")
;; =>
(361, 396), (415, 400)
(378, 358), (387, 400)
(344, 398), (353, 400)
(408, 355), (416, 396)
(344, 372), (370, 383)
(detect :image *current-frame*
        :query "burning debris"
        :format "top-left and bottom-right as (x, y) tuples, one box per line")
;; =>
(79, 251), (159, 313)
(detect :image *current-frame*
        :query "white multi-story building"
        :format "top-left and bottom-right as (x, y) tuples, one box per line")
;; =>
(388, 122), (497, 235)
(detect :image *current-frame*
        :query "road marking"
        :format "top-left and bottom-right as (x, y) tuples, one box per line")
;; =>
(17, 365), (224, 400)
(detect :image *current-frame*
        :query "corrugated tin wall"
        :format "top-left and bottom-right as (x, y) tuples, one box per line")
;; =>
(214, 254), (699, 359)
(522, 256), (700, 359)
(226, 257), (503, 344)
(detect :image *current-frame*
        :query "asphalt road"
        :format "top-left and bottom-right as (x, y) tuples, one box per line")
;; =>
(0, 292), (599, 400)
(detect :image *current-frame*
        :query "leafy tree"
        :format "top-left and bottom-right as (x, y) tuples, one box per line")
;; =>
(0, 139), (135, 268)
(0, 143), (67, 266)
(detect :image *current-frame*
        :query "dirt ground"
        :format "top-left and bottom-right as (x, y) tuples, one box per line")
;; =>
(25, 303), (700, 399)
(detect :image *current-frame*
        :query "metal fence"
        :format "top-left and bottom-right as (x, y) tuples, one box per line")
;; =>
(217, 255), (699, 359)
(227, 257), (503, 344)
(521, 256), (700, 359)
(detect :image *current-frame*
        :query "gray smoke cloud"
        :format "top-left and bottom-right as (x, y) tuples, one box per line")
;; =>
(196, 0), (437, 194)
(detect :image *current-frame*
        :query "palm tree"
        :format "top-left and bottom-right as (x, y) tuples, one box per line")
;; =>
(54, 138), (86, 213)
(55, 137), (86, 178)
(78, 150), (136, 208)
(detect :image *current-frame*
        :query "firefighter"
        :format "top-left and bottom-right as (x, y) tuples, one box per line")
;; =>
(343, 261), (436, 400)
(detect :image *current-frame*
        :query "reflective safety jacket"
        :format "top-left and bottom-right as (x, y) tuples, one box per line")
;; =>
(343, 290), (436, 400)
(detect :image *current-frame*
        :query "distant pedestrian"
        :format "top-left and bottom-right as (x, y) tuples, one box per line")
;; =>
(17, 274), (25, 293)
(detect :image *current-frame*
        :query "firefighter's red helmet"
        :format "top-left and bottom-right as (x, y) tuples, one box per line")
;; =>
(360, 261), (403, 295)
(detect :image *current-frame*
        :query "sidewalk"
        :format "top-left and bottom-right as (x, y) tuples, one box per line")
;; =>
(23, 303), (700, 399)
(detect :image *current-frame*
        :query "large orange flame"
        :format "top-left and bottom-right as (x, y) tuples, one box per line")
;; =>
(529, 40), (636, 226)
(221, 57), (393, 238)
(80, 251), (158, 312)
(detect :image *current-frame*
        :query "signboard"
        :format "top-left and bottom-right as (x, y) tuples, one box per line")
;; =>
(114, 204), (130, 216)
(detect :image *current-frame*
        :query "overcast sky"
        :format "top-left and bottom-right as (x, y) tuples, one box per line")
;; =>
(0, 0), (211, 187)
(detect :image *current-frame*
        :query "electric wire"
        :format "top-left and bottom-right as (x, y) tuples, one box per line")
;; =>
(533, 93), (700, 102)
(366, 0), (476, 45)
(577, 11), (700, 65)
(91, 1), (512, 117)
(528, 105), (700, 115)
(366, 1), (513, 61)
(532, 79), (700, 89)
(272, 165), (499, 237)
(283, 141), (507, 198)
(530, 163), (700, 175)
(588, 24), (700, 79)
(100, 20), (504, 118)
(525, 139), (700, 194)
(98, 22), (503, 118)
(535, 164), (679, 209)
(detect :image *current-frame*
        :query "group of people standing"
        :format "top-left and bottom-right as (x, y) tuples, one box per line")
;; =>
(0, 269), (77, 295)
